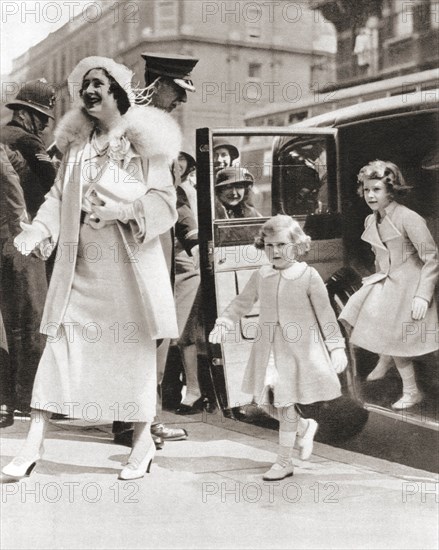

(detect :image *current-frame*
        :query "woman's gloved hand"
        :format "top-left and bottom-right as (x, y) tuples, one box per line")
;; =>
(411, 296), (428, 320)
(13, 221), (50, 256)
(208, 317), (234, 344)
(89, 190), (134, 223)
(330, 348), (348, 373)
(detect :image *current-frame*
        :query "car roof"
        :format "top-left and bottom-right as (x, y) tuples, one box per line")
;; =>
(292, 90), (439, 129)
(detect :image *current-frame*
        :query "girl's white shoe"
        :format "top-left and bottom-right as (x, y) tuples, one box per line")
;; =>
(391, 390), (423, 410)
(297, 419), (319, 460)
(263, 461), (294, 481)
(118, 444), (155, 480)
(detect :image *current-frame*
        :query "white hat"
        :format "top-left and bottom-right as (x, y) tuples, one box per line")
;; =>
(67, 56), (135, 106)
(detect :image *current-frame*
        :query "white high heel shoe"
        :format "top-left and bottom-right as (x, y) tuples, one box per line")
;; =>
(118, 444), (155, 480)
(2, 445), (44, 478)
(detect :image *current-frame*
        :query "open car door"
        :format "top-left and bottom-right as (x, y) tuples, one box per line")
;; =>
(196, 127), (347, 414)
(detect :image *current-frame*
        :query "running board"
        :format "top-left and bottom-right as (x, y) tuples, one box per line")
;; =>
(364, 402), (439, 431)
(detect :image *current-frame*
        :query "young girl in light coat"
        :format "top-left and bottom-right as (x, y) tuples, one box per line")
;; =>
(209, 215), (347, 480)
(340, 160), (438, 409)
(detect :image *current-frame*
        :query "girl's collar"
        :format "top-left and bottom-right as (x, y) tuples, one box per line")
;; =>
(375, 200), (397, 222)
(261, 262), (308, 279)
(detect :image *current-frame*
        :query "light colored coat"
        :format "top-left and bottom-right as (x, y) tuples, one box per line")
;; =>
(340, 202), (439, 356)
(34, 105), (181, 339)
(222, 262), (343, 406)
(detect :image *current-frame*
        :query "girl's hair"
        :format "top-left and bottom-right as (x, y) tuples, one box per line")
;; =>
(357, 160), (412, 198)
(80, 68), (131, 115)
(254, 215), (311, 257)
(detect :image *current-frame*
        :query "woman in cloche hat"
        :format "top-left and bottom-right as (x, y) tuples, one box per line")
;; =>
(3, 56), (181, 481)
(215, 166), (261, 219)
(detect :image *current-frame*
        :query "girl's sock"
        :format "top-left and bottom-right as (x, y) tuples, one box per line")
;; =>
(277, 430), (297, 465)
(394, 358), (419, 394)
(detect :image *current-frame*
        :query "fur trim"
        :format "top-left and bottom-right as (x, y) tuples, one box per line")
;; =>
(54, 105), (182, 163)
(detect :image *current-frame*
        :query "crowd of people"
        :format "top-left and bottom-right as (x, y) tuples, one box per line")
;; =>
(0, 51), (437, 483)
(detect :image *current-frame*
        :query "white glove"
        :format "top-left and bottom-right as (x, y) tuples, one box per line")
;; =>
(208, 317), (234, 344)
(89, 191), (135, 223)
(14, 221), (50, 256)
(411, 296), (428, 320)
(330, 348), (348, 374)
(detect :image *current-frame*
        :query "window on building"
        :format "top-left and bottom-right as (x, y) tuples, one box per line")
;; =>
(75, 45), (82, 65)
(431, 0), (439, 28)
(248, 63), (262, 79)
(60, 52), (66, 81)
(288, 111), (308, 124)
(245, 6), (262, 39)
(155, 0), (178, 34)
(52, 58), (58, 83)
(392, 0), (414, 36)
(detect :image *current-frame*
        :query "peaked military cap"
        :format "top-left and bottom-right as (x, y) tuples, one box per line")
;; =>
(141, 52), (199, 92)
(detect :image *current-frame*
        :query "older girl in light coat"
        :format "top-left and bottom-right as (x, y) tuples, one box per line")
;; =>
(340, 160), (438, 409)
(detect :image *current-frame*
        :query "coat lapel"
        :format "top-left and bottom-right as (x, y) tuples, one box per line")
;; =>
(377, 210), (402, 244)
(361, 217), (387, 250)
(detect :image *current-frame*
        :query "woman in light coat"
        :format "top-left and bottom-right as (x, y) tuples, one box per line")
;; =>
(340, 160), (438, 409)
(2, 57), (180, 480)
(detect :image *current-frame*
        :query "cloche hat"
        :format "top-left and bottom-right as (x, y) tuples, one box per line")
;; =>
(213, 141), (240, 162)
(67, 56), (136, 105)
(215, 167), (254, 188)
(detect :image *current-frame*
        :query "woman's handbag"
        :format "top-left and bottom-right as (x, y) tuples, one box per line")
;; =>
(85, 161), (146, 204)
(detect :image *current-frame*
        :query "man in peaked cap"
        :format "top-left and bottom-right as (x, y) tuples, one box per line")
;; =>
(141, 52), (198, 112)
(113, 53), (202, 448)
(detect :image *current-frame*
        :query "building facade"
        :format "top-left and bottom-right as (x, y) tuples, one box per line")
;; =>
(245, 0), (439, 126)
(2, 0), (336, 146)
(312, 0), (439, 90)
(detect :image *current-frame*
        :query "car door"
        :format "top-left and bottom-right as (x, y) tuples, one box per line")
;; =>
(195, 127), (344, 413)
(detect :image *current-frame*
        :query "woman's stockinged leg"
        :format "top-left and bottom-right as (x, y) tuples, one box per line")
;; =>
(263, 405), (298, 481)
(19, 408), (51, 458)
(180, 344), (202, 406)
(391, 356), (423, 409)
(118, 421), (155, 480)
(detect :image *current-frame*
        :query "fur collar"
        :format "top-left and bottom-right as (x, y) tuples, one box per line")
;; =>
(54, 105), (182, 163)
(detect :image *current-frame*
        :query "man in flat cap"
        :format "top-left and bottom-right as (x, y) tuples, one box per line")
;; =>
(113, 53), (201, 448)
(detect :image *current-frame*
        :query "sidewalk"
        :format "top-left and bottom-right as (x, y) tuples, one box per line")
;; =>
(1, 410), (438, 550)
